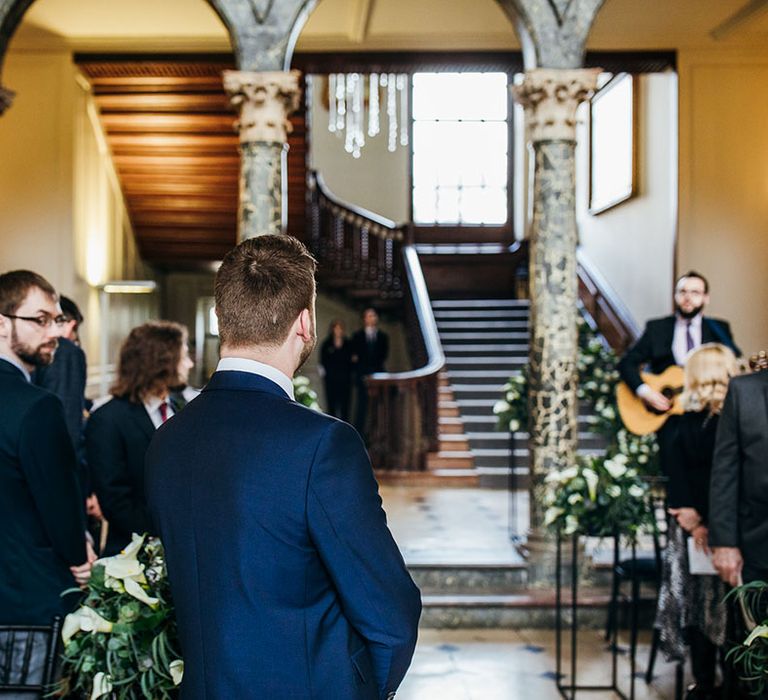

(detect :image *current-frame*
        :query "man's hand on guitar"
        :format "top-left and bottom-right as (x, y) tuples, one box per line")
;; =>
(636, 383), (671, 412)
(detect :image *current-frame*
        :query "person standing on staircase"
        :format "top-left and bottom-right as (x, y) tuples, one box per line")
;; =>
(617, 271), (740, 474)
(352, 307), (389, 437)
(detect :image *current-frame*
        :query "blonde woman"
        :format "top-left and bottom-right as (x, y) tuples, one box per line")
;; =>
(655, 343), (739, 700)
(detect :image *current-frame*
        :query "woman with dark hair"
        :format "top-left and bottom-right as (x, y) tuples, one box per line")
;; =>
(319, 319), (353, 421)
(86, 321), (193, 555)
(654, 343), (740, 700)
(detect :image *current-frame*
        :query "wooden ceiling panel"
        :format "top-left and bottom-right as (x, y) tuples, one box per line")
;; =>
(77, 59), (241, 266)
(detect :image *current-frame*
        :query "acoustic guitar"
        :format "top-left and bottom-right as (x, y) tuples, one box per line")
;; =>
(616, 365), (685, 436)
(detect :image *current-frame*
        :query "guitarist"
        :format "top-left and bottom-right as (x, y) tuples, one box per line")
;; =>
(617, 271), (740, 473)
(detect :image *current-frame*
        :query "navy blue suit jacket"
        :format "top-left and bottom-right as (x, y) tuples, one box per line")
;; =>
(145, 370), (421, 700)
(0, 359), (86, 624)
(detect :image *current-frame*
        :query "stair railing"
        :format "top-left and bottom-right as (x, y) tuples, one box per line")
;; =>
(308, 171), (444, 470)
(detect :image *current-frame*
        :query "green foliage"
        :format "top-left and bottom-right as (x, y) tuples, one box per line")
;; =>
(58, 537), (181, 700)
(293, 375), (320, 410)
(726, 581), (768, 694)
(494, 317), (658, 538)
(541, 454), (655, 539)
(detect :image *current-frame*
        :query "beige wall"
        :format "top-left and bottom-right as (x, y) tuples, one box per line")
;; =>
(678, 48), (768, 357)
(309, 75), (410, 222)
(575, 72), (678, 330)
(0, 46), (156, 396)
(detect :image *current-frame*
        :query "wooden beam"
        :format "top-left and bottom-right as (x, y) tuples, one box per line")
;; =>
(100, 114), (236, 134)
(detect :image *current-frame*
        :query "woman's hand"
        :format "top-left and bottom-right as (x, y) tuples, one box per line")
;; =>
(668, 506), (701, 533)
(691, 525), (709, 553)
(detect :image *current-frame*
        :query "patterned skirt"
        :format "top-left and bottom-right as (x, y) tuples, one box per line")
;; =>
(654, 519), (727, 662)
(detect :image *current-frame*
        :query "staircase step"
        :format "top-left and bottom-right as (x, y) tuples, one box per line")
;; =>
(452, 384), (509, 399)
(445, 356), (527, 368)
(439, 331), (529, 344)
(447, 370), (521, 384)
(409, 563), (528, 595)
(432, 299), (529, 309)
(436, 320), (529, 331)
(375, 469), (479, 487)
(433, 309), (530, 321)
(426, 451), (475, 469)
(443, 344), (530, 356)
(438, 417), (465, 434)
(439, 434), (471, 451)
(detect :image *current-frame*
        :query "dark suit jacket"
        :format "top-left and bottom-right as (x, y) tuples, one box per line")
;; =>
(618, 314), (740, 392)
(709, 371), (768, 570)
(0, 359), (86, 624)
(351, 329), (389, 376)
(145, 371), (421, 700)
(86, 397), (156, 555)
(666, 410), (718, 523)
(34, 338), (88, 494)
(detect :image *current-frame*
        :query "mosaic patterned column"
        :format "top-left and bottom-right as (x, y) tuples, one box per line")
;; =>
(223, 70), (301, 240)
(512, 68), (599, 530)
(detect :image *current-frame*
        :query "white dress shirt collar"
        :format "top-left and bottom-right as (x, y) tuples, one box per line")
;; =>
(143, 394), (174, 430)
(672, 313), (704, 366)
(0, 354), (31, 382)
(216, 357), (295, 400)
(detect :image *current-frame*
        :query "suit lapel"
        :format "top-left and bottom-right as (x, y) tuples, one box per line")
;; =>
(660, 316), (676, 353)
(129, 401), (155, 441)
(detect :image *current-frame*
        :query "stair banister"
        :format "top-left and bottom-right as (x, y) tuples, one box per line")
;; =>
(307, 170), (444, 471)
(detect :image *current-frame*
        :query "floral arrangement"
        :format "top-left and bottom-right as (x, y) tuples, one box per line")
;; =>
(726, 581), (768, 694)
(542, 453), (655, 538)
(58, 534), (182, 700)
(494, 317), (658, 476)
(293, 375), (320, 410)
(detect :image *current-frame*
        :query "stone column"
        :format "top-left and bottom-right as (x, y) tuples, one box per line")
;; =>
(512, 68), (599, 532)
(223, 70), (301, 240)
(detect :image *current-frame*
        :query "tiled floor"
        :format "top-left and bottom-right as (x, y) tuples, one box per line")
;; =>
(379, 485), (680, 698)
(399, 628), (679, 699)
(380, 485), (526, 566)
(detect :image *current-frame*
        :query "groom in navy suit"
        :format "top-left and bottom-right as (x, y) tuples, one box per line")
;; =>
(146, 235), (421, 700)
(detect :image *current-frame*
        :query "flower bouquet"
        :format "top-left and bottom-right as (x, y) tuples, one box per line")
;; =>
(493, 367), (529, 434)
(58, 534), (182, 700)
(542, 453), (655, 539)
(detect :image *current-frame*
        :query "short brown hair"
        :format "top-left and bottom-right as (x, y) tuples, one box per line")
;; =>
(111, 321), (188, 403)
(215, 235), (317, 348)
(0, 270), (57, 315)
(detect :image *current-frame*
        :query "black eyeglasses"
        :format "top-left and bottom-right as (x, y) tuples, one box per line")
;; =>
(1, 313), (68, 328)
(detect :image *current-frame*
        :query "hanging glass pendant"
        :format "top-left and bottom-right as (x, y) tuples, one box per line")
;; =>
(397, 74), (409, 147)
(387, 72), (398, 153)
(328, 73), (337, 133)
(335, 73), (346, 133)
(368, 73), (380, 138)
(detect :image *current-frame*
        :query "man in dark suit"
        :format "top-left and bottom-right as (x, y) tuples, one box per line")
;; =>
(618, 271), (739, 472)
(146, 236), (420, 700)
(351, 307), (390, 434)
(87, 321), (192, 556)
(34, 296), (89, 497)
(0, 270), (92, 626)
(709, 370), (768, 586)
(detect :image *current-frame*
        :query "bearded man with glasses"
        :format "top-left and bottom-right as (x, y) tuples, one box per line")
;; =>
(0, 270), (94, 637)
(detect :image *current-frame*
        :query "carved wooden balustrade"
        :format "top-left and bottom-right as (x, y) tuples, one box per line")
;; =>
(307, 171), (444, 471)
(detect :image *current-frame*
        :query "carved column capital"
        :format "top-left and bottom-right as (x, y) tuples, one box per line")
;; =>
(0, 85), (16, 115)
(512, 67), (600, 142)
(223, 69), (301, 144)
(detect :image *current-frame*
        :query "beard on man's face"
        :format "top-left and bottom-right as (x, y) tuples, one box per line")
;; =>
(675, 303), (704, 320)
(296, 319), (317, 373)
(11, 326), (58, 367)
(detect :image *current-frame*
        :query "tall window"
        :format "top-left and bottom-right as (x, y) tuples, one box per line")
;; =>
(412, 72), (509, 225)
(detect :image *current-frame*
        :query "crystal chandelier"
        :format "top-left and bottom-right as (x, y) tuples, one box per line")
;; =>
(327, 73), (409, 158)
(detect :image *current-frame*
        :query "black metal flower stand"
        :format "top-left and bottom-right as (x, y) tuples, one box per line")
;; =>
(555, 531), (638, 699)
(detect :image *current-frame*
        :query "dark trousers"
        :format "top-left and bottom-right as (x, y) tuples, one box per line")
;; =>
(323, 376), (351, 422)
(353, 375), (369, 438)
(656, 417), (680, 476)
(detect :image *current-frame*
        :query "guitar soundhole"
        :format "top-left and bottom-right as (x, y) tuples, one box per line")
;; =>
(661, 386), (677, 400)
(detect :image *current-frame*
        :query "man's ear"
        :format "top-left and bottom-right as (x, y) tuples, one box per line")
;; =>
(0, 313), (10, 340)
(297, 308), (312, 341)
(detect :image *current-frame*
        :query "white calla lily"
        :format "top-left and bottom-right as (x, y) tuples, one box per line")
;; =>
(123, 576), (159, 607)
(62, 607), (114, 644)
(582, 467), (599, 501)
(170, 659), (184, 686)
(628, 484), (645, 498)
(90, 672), (113, 700)
(604, 460), (627, 479)
(745, 624), (768, 647)
(544, 507), (565, 526)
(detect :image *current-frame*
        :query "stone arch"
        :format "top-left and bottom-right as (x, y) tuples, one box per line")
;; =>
(0, 0), (318, 111)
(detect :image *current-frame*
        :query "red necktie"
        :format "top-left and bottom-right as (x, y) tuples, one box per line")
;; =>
(159, 402), (169, 423)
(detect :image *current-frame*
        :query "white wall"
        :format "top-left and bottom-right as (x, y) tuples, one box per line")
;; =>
(575, 72), (678, 329)
(309, 75), (410, 222)
(677, 49), (768, 357)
